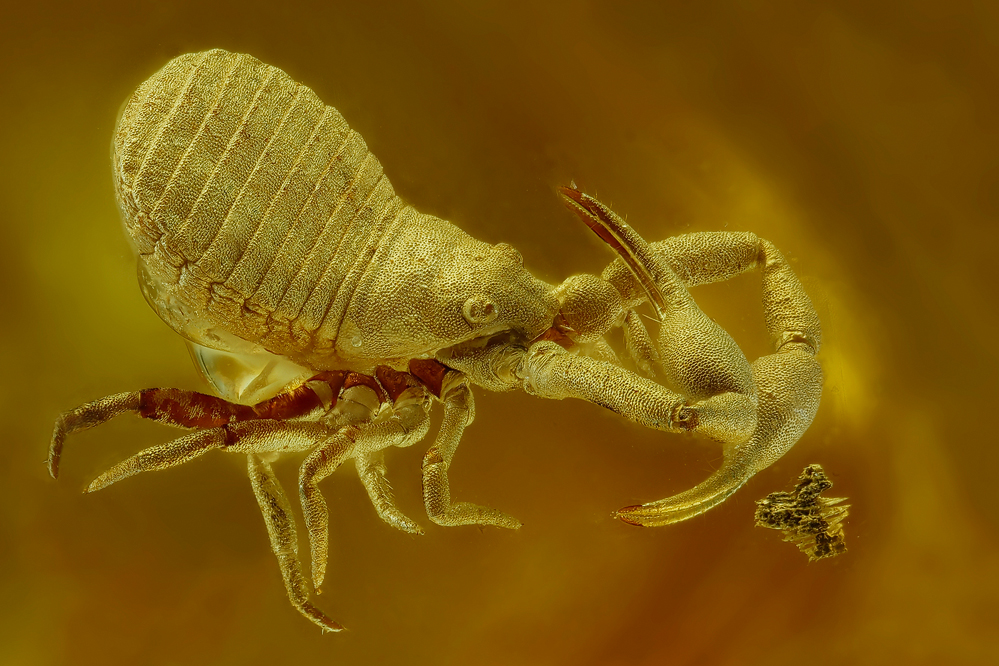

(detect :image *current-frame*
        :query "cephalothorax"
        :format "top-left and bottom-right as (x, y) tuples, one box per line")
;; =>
(49, 49), (823, 631)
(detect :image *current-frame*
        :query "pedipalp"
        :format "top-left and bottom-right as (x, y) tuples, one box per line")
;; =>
(554, 190), (823, 526)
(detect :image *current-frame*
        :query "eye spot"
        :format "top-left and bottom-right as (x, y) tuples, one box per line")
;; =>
(462, 296), (498, 324)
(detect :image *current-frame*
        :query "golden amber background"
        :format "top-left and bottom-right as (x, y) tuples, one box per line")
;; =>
(2, 1), (997, 664)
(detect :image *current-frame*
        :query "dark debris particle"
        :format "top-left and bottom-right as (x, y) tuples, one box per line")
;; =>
(755, 464), (849, 562)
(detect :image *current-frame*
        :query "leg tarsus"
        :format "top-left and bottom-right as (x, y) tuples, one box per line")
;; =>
(84, 421), (328, 493)
(301, 399), (431, 594)
(84, 426), (227, 493)
(49, 392), (141, 479)
(86, 457), (143, 493)
(299, 431), (355, 595)
(423, 456), (523, 530)
(247, 454), (342, 633)
(422, 378), (521, 530)
(355, 451), (424, 535)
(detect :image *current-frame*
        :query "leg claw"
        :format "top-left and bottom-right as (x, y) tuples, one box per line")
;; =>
(614, 505), (647, 527)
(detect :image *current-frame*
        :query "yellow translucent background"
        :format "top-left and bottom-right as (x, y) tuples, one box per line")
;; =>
(2, 1), (996, 664)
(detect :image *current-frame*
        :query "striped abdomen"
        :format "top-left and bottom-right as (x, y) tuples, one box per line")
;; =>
(114, 49), (404, 359)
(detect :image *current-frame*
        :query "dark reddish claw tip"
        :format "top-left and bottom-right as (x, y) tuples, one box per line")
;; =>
(557, 184), (585, 204)
(616, 505), (647, 527)
(558, 184), (622, 250)
(301, 601), (345, 633)
(557, 185), (602, 216)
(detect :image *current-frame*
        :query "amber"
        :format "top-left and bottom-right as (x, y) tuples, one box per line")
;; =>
(4, 2), (996, 664)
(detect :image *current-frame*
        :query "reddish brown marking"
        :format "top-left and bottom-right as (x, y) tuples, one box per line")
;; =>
(252, 383), (323, 420)
(138, 388), (256, 428)
(221, 423), (240, 447)
(138, 373), (354, 429)
(616, 506), (648, 527)
(343, 372), (387, 403)
(309, 371), (348, 408)
(138, 370), (393, 431)
(556, 184), (585, 205)
(674, 406), (700, 431)
(375, 366), (418, 403)
(532, 325), (575, 350)
(557, 185), (626, 253)
(310, 370), (348, 385)
(409, 359), (450, 398)
(559, 185), (667, 314)
(251, 370), (356, 419)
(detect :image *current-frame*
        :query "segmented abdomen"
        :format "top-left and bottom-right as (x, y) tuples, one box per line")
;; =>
(114, 49), (402, 357)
